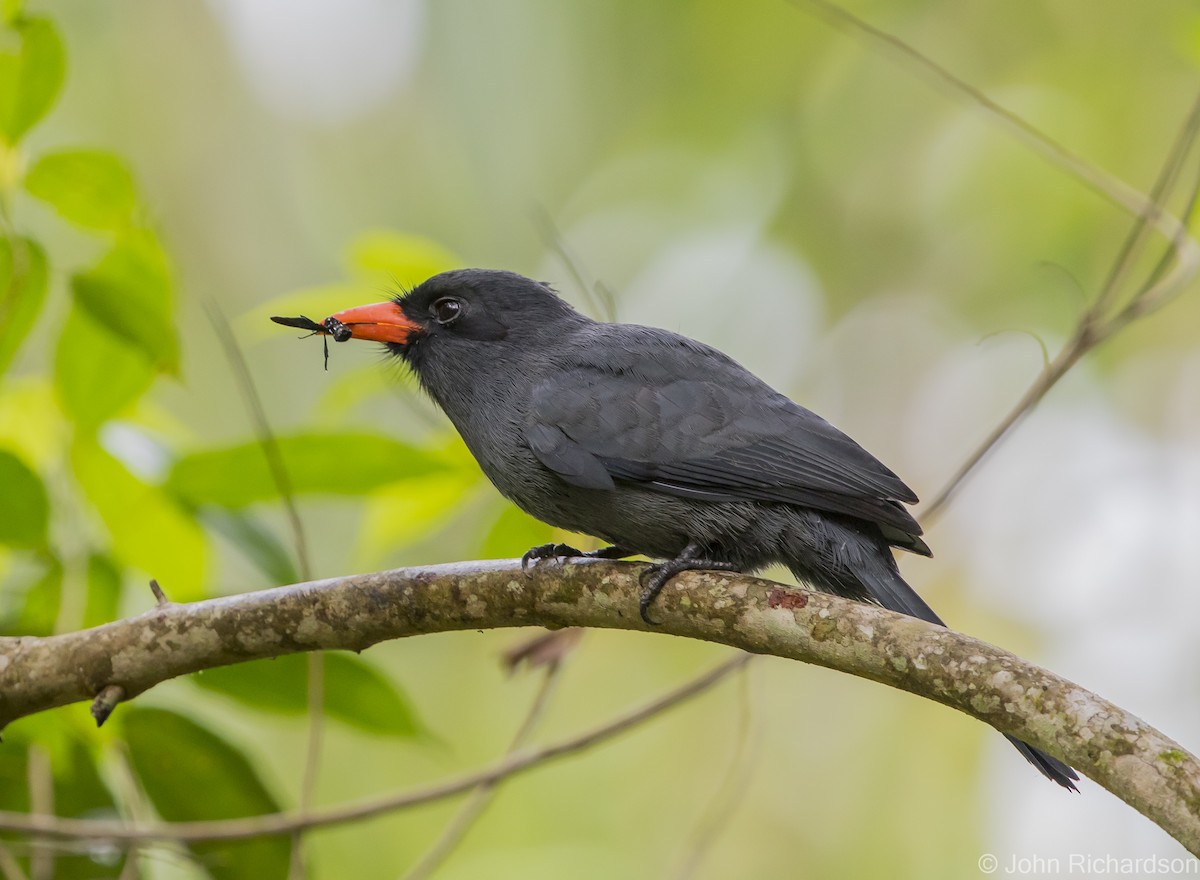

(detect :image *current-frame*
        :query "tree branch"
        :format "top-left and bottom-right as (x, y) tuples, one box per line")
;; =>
(0, 652), (750, 845)
(1, 560), (1197, 854)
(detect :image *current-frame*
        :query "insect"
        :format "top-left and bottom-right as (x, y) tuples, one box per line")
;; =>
(270, 314), (353, 370)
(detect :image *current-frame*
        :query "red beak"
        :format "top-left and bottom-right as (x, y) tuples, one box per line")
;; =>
(328, 301), (421, 344)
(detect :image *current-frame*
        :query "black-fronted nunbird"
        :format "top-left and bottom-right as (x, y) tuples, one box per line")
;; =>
(273, 268), (1078, 791)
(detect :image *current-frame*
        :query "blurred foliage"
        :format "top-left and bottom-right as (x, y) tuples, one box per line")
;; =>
(194, 652), (425, 739)
(0, 12), (497, 879)
(167, 432), (454, 508)
(0, 235), (46, 376)
(0, 2), (1196, 879)
(122, 707), (290, 880)
(0, 446), (47, 547)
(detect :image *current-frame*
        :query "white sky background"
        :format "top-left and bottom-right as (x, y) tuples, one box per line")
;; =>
(206, 0), (424, 126)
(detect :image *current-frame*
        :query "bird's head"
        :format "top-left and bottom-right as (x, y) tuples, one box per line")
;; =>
(322, 269), (582, 363)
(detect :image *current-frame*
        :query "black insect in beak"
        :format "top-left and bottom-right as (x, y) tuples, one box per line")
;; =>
(270, 314), (354, 370)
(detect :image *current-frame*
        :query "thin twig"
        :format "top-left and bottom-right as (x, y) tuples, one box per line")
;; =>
(116, 845), (140, 880)
(1113, 128), (1200, 328)
(923, 92), (1200, 519)
(25, 748), (51, 880)
(202, 301), (313, 583)
(107, 753), (147, 879)
(1091, 97), (1200, 315)
(0, 841), (28, 880)
(148, 580), (168, 607)
(287, 652), (324, 880)
(106, 744), (202, 875)
(205, 298), (322, 879)
(674, 655), (763, 880)
(0, 651), (750, 844)
(922, 334), (1088, 519)
(532, 206), (618, 322)
(792, 0), (1192, 228)
(790, 0), (1200, 520)
(400, 660), (567, 880)
(90, 685), (125, 728)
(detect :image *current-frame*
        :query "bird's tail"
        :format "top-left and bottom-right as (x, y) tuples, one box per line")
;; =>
(787, 529), (1080, 791)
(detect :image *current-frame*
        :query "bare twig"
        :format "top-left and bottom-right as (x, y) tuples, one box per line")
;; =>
(106, 744), (199, 875)
(148, 580), (168, 607)
(674, 655), (762, 880)
(0, 841), (28, 880)
(0, 650), (749, 844)
(400, 660), (567, 880)
(203, 302), (313, 584)
(791, 0), (1200, 519)
(89, 685), (125, 728)
(116, 846), (139, 880)
(1111, 127), (1200, 329)
(1092, 93), (1200, 317)
(0, 561), (1197, 852)
(205, 299), (322, 879)
(922, 99), (1200, 518)
(532, 206), (618, 322)
(792, 0), (1193, 229)
(502, 628), (584, 673)
(25, 748), (51, 880)
(923, 332), (1088, 518)
(287, 652), (324, 880)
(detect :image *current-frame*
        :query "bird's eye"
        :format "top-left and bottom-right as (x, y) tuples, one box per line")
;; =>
(432, 297), (463, 325)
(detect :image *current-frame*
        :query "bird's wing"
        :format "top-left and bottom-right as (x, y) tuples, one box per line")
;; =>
(525, 332), (929, 553)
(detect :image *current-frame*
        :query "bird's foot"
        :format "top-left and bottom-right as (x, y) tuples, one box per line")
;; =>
(521, 543), (631, 569)
(521, 543), (584, 569)
(639, 547), (740, 626)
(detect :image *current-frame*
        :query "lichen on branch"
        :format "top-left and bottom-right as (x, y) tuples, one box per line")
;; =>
(1, 559), (1198, 854)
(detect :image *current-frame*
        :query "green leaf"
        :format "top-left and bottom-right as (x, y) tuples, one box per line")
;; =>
(0, 379), (63, 479)
(122, 707), (289, 880)
(357, 469), (480, 563)
(25, 150), (137, 230)
(167, 432), (453, 509)
(0, 17), (65, 143)
(0, 737), (26, 812)
(0, 732), (124, 879)
(2, 1), (24, 26)
(0, 236), (47, 378)
(193, 656), (310, 715)
(0, 555), (60, 635)
(54, 304), (155, 431)
(71, 233), (177, 373)
(82, 553), (121, 628)
(323, 652), (423, 737)
(71, 438), (207, 601)
(200, 509), (300, 586)
(0, 447), (47, 548)
(194, 652), (423, 738)
(345, 229), (459, 288)
(50, 737), (126, 879)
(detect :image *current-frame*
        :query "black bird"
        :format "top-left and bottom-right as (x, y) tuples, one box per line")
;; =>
(301, 268), (1078, 791)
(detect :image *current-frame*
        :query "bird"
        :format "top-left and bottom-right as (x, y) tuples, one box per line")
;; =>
(275, 267), (1079, 791)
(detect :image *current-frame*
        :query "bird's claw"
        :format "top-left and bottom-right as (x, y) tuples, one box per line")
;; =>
(638, 565), (668, 627)
(521, 542), (584, 569)
(638, 553), (742, 627)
